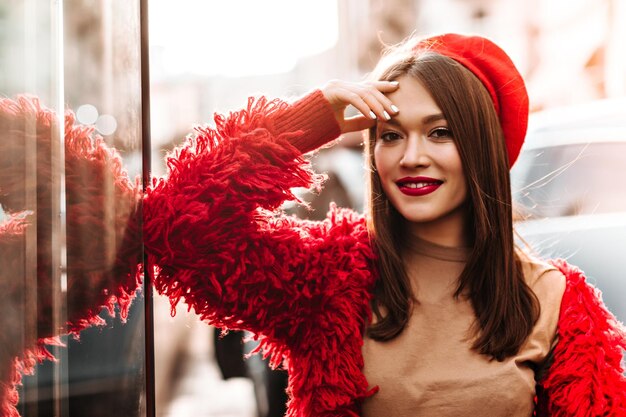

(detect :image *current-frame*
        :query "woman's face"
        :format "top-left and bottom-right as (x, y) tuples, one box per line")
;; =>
(374, 75), (468, 234)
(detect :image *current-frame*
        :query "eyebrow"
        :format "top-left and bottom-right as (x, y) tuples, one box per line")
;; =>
(421, 113), (446, 125)
(378, 113), (447, 129)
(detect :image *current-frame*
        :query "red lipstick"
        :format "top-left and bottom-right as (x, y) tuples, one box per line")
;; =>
(396, 176), (443, 196)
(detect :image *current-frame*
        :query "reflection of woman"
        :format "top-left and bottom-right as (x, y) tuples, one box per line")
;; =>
(144, 33), (626, 416)
(0, 96), (142, 417)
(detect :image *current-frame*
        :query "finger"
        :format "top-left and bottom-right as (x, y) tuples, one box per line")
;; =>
(357, 88), (397, 121)
(370, 80), (400, 93)
(359, 90), (390, 121)
(342, 115), (376, 133)
(337, 90), (378, 122)
(362, 83), (400, 117)
(325, 81), (398, 122)
(376, 82), (401, 114)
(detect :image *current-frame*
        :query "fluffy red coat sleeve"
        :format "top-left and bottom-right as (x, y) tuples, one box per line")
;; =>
(143, 92), (374, 367)
(535, 259), (626, 416)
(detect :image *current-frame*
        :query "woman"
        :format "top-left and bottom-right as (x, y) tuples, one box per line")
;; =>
(143, 33), (626, 416)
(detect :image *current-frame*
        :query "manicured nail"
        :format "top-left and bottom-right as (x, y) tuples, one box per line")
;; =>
(390, 104), (399, 113)
(369, 110), (377, 119)
(383, 111), (391, 120)
(390, 81), (399, 86)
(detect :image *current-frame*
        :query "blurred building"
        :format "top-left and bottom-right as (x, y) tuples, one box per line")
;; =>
(358, 0), (626, 109)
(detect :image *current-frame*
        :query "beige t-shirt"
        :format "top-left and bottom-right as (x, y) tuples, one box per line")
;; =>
(361, 237), (566, 417)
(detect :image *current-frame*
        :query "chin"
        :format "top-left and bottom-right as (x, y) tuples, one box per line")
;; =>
(394, 203), (468, 229)
(403, 216), (441, 225)
(396, 210), (440, 225)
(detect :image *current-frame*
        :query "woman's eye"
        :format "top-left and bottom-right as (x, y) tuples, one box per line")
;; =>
(430, 127), (452, 139)
(379, 131), (402, 142)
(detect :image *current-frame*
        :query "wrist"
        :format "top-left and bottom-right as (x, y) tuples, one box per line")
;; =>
(271, 90), (341, 154)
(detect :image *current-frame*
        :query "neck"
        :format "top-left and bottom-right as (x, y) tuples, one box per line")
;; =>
(406, 208), (471, 248)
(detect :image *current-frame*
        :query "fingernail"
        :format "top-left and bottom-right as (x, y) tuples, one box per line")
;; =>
(369, 110), (377, 119)
(390, 104), (399, 113)
(390, 81), (399, 86)
(383, 111), (391, 120)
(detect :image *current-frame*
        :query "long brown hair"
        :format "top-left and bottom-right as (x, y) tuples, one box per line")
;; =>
(366, 50), (539, 361)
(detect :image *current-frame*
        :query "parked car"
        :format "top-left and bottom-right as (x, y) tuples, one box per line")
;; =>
(511, 98), (626, 324)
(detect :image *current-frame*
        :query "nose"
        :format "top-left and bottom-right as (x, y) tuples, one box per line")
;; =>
(399, 134), (430, 168)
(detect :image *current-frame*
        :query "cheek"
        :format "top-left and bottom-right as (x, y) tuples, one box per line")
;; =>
(446, 148), (465, 182)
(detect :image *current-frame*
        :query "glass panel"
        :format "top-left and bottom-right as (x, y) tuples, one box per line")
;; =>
(0, 1), (146, 416)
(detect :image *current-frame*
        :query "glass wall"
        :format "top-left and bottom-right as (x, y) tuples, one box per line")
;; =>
(0, 1), (146, 416)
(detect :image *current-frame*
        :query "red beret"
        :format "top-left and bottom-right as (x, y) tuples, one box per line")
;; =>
(413, 33), (528, 167)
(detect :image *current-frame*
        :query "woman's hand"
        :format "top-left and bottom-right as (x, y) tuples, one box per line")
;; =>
(321, 80), (400, 134)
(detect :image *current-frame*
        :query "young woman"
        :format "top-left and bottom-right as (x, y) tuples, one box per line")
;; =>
(143, 33), (626, 416)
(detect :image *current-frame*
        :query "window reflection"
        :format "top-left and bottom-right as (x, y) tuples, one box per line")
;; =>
(0, 95), (144, 417)
(0, 1), (146, 416)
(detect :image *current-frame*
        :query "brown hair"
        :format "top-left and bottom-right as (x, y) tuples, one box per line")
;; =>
(366, 51), (539, 361)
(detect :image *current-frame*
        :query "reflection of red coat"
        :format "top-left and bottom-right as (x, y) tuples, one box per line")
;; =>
(0, 96), (142, 417)
(144, 91), (626, 417)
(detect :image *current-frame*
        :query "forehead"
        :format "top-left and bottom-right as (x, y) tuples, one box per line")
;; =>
(385, 75), (443, 125)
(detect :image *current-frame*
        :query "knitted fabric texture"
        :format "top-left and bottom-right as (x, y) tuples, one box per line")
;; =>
(144, 93), (626, 417)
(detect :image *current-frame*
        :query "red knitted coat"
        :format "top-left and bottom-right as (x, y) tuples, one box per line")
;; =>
(143, 91), (626, 417)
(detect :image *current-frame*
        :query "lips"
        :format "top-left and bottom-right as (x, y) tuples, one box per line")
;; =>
(396, 176), (443, 196)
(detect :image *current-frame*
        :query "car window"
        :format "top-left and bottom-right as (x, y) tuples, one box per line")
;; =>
(512, 142), (626, 218)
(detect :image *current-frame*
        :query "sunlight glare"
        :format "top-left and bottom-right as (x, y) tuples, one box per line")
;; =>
(150, 0), (339, 77)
